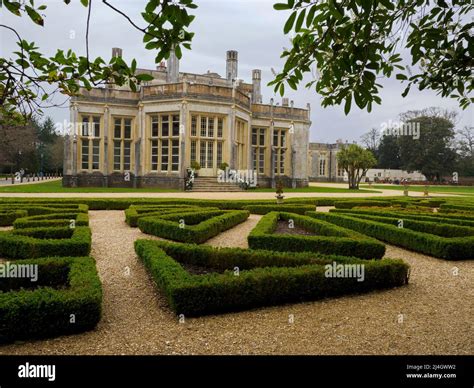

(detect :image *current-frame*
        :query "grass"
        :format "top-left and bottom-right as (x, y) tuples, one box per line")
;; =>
(0, 180), (179, 193)
(0, 179), (380, 194)
(250, 186), (380, 193)
(360, 184), (474, 196)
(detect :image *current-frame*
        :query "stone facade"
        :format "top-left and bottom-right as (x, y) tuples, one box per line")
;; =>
(63, 49), (312, 189)
(308, 141), (346, 182)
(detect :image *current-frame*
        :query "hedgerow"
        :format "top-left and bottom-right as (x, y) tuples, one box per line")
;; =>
(125, 205), (219, 227)
(13, 212), (89, 229)
(0, 210), (28, 226)
(0, 256), (102, 343)
(247, 212), (385, 259)
(134, 240), (409, 316)
(307, 211), (474, 260)
(138, 210), (250, 243)
(0, 226), (91, 259)
(242, 204), (316, 215)
(332, 208), (474, 227)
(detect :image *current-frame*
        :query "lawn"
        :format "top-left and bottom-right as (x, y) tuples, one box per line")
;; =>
(0, 180), (179, 193)
(0, 179), (380, 194)
(360, 184), (474, 196)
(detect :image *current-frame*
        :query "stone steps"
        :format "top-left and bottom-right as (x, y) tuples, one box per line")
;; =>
(191, 177), (244, 192)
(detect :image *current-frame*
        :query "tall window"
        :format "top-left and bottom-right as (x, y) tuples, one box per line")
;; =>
(236, 119), (248, 169)
(113, 117), (133, 171)
(80, 115), (101, 171)
(252, 127), (266, 174)
(150, 114), (180, 172)
(189, 114), (224, 171)
(319, 158), (326, 175)
(273, 128), (287, 175)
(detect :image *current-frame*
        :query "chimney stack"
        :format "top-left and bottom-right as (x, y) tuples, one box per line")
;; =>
(167, 45), (179, 83)
(112, 47), (123, 58)
(252, 69), (262, 104)
(282, 97), (289, 107)
(226, 50), (238, 81)
(157, 61), (167, 72)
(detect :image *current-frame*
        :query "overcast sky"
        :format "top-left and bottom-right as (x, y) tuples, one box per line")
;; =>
(1, 0), (472, 142)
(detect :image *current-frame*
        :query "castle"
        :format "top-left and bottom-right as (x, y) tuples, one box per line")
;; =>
(63, 48), (311, 189)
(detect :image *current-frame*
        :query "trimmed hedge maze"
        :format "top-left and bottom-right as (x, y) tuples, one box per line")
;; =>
(308, 210), (474, 260)
(248, 211), (385, 259)
(135, 240), (409, 316)
(0, 202), (101, 343)
(125, 204), (219, 227)
(0, 257), (102, 343)
(138, 209), (250, 243)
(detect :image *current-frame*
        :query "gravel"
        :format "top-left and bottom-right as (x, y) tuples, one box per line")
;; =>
(0, 210), (472, 355)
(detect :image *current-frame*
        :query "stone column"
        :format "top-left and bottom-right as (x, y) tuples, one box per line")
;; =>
(71, 103), (78, 187)
(180, 100), (188, 181)
(103, 105), (109, 187)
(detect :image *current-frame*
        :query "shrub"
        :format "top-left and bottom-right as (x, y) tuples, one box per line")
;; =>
(0, 226), (91, 259)
(334, 200), (391, 209)
(13, 212), (89, 229)
(332, 208), (474, 227)
(0, 256), (102, 343)
(125, 205), (218, 227)
(134, 240), (409, 316)
(0, 210), (28, 226)
(242, 204), (315, 215)
(138, 210), (250, 243)
(327, 211), (474, 238)
(307, 212), (474, 260)
(248, 212), (385, 259)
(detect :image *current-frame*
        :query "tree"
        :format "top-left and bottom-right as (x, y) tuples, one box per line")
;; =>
(397, 108), (457, 181)
(337, 144), (377, 189)
(377, 134), (401, 169)
(271, 0), (473, 114)
(457, 126), (474, 158)
(46, 136), (64, 174)
(1, 0), (197, 120)
(0, 108), (37, 173)
(456, 126), (474, 177)
(360, 128), (380, 159)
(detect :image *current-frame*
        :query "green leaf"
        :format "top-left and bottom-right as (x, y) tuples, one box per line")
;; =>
(295, 9), (306, 32)
(136, 73), (154, 82)
(284, 11), (297, 34)
(344, 95), (352, 115)
(80, 0), (89, 7)
(396, 73), (408, 80)
(274, 3), (291, 10)
(25, 5), (44, 26)
(306, 5), (317, 28)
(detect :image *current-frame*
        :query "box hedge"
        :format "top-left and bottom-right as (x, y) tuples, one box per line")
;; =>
(242, 204), (316, 215)
(125, 205), (219, 227)
(0, 256), (102, 343)
(0, 226), (91, 259)
(248, 211), (385, 259)
(138, 210), (250, 243)
(0, 210), (28, 226)
(307, 211), (474, 260)
(134, 240), (409, 316)
(332, 208), (474, 228)
(13, 212), (89, 229)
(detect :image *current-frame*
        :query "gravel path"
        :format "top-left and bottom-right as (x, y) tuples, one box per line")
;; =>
(205, 214), (261, 248)
(0, 210), (472, 355)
